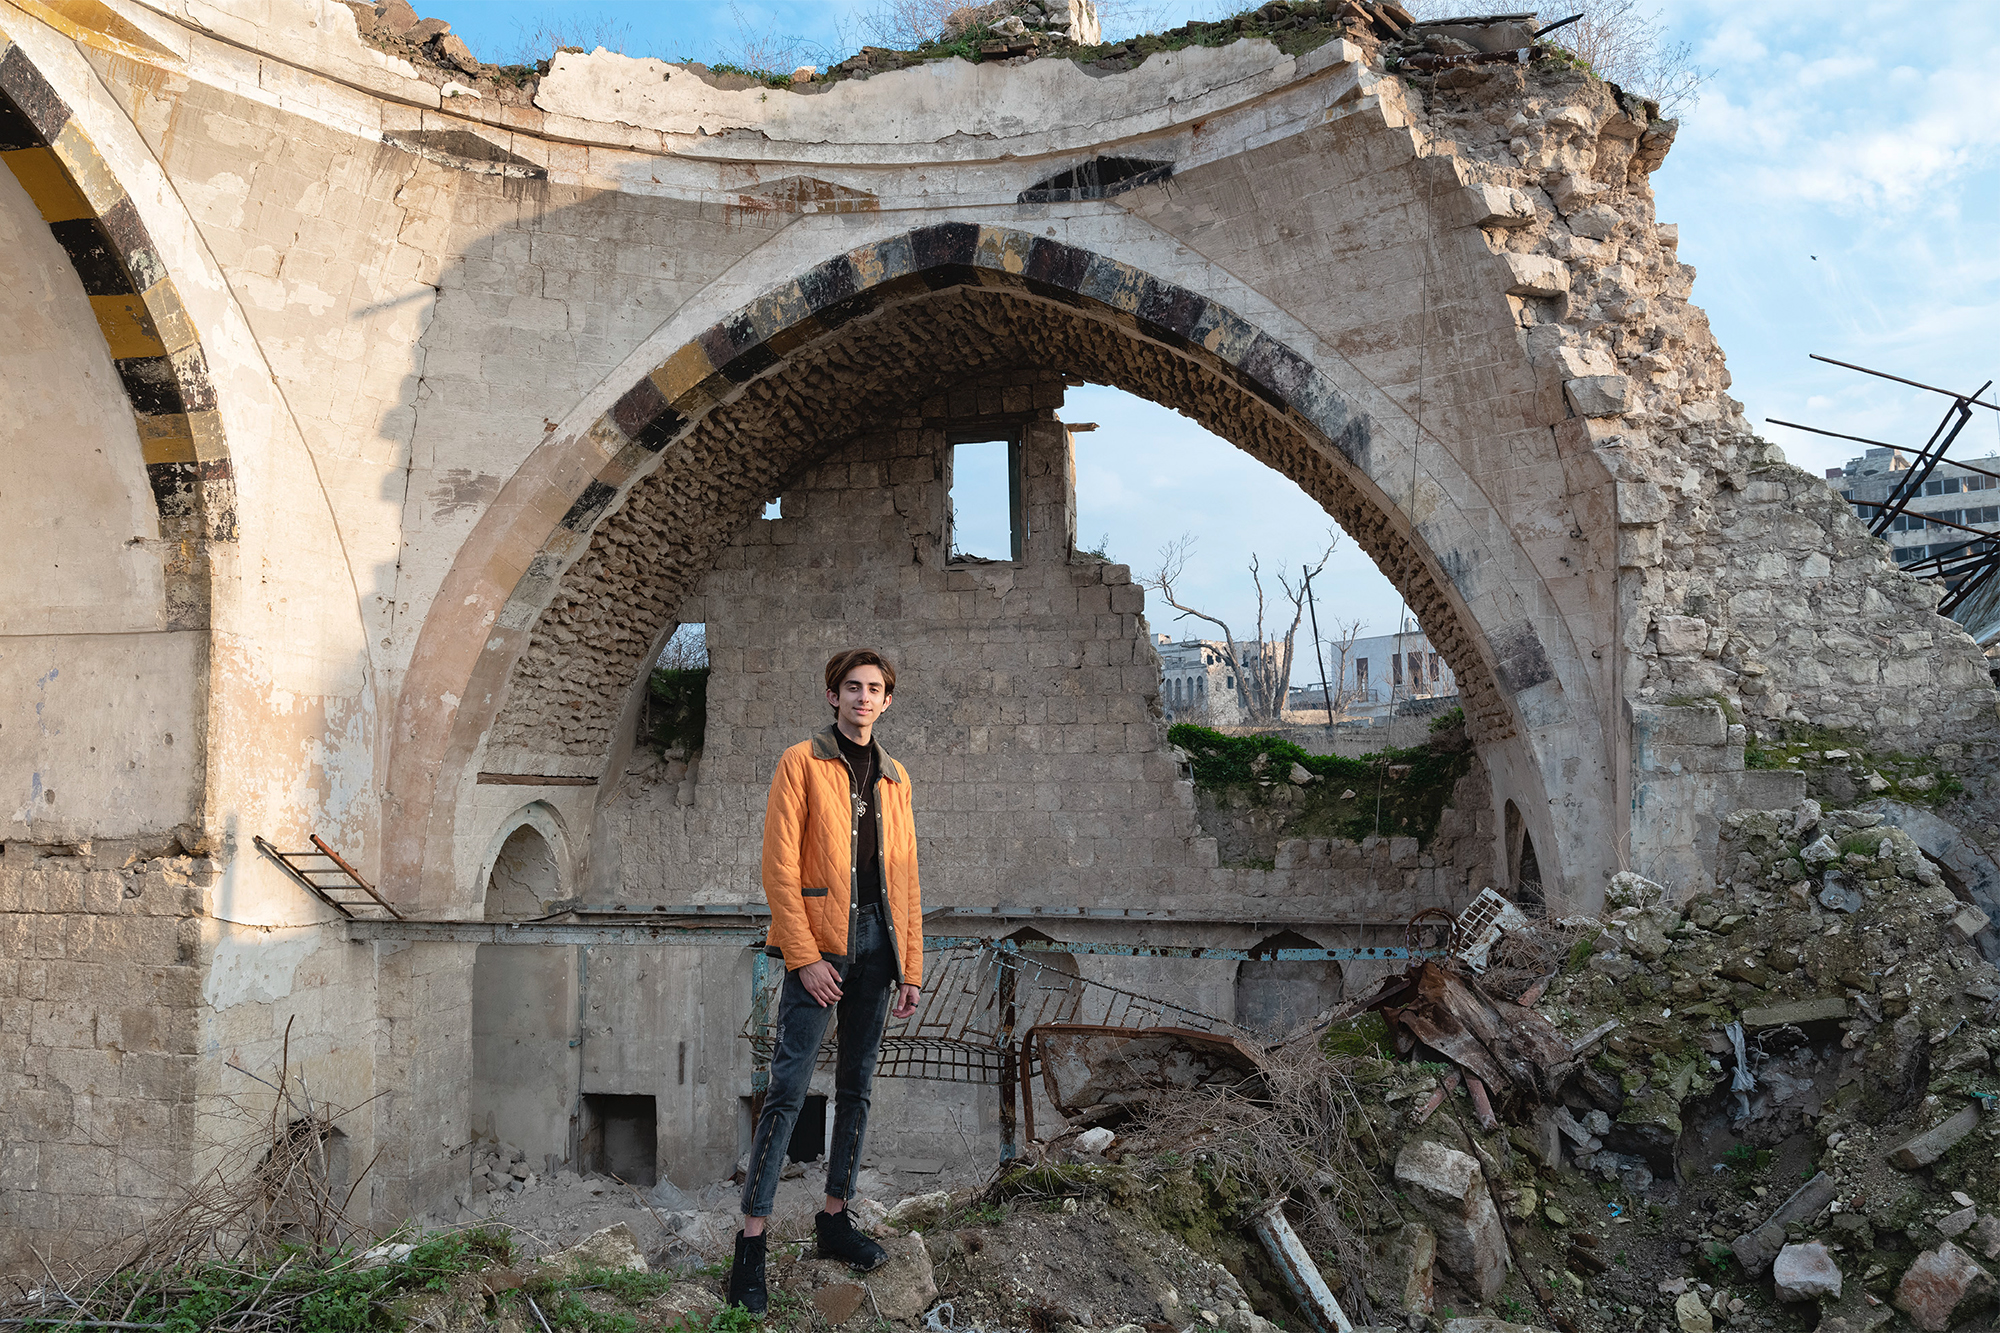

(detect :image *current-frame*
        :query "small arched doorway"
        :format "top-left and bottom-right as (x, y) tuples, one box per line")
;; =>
(1505, 800), (1545, 907)
(471, 814), (579, 1171)
(1233, 930), (1344, 1035)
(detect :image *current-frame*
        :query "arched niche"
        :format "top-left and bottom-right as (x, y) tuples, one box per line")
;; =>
(392, 226), (1610, 917)
(1233, 930), (1343, 1035)
(471, 804), (579, 1166)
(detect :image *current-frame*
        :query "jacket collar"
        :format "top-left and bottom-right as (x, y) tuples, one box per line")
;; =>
(811, 723), (903, 782)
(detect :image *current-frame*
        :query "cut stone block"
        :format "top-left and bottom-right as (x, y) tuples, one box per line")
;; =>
(1468, 183), (1535, 228)
(1502, 253), (1570, 297)
(1564, 374), (1634, 418)
(1732, 1172), (1838, 1276)
(1741, 997), (1849, 1029)
(1653, 615), (1709, 655)
(1393, 1141), (1506, 1301)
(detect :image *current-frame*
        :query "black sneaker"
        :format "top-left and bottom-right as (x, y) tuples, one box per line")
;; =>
(816, 1208), (888, 1272)
(726, 1230), (767, 1315)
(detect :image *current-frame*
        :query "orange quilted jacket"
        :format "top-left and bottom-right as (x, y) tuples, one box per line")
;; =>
(761, 725), (923, 987)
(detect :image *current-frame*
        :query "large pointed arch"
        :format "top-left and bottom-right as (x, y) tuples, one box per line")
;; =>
(388, 224), (1612, 912)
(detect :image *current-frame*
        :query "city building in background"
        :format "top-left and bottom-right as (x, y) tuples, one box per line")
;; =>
(1827, 447), (2000, 568)
(1156, 635), (1290, 725)
(1288, 628), (1457, 721)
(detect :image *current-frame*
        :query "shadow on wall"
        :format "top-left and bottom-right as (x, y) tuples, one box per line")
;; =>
(472, 816), (579, 1170)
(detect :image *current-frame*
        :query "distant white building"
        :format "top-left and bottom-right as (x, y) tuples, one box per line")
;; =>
(1287, 628), (1455, 720)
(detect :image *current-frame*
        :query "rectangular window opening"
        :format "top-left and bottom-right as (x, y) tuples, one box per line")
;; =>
(763, 497), (782, 520)
(948, 435), (1023, 563)
(580, 1093), (657, 1187)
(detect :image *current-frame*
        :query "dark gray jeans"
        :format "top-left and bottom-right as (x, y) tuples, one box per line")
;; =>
(742, 902), (898, 1217)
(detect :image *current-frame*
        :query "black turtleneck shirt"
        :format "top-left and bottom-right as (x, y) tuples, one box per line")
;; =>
(834, 729), (885, 908)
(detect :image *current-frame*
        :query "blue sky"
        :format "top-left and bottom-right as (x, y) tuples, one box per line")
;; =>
(424, 0), (2000, 645)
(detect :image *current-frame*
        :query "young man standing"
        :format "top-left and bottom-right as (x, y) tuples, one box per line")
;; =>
(727, 649), (925, 1314)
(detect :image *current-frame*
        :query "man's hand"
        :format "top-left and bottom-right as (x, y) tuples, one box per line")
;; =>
(799, 959), (843, 1007)
(891, 982), (920, 1019)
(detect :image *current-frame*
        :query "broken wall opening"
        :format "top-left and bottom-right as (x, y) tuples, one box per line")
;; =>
(578, 1093), (657, 1187)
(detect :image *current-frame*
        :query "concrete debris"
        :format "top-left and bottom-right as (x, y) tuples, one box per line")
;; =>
(1391, 1141), (1506, 1301)
(1040, 1027), (1265, 1122)
(534, 1223), (649, 1276)
(1887, 1104), (1981, 1169)
(1771, 1240), (1841, 1302)
(1672, 1290), (1713, 1332)
(882, 1190), (951, 1231)
(1073, 1126), (1116, 1155)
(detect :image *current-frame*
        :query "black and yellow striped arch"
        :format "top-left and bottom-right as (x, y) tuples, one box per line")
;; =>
(0, 33), (236, 544)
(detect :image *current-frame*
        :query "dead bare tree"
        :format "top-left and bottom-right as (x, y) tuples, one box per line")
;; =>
(1304, 614), (1367, 723)
(1139, 532), (1338, 725)
(1402, 0), (1707, 117)
(657, 622), (708, 671)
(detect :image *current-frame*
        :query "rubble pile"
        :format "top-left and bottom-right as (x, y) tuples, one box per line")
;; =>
(1287, 802), (2000, 1333)
(467, 1137), (544, 1198)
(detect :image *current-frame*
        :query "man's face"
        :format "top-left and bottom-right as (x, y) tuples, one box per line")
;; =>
(829, 664), (892, 732)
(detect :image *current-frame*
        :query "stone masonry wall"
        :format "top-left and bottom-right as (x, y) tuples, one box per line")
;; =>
(0, 846), (207, 1268)
(1395, 59), (2000, 858)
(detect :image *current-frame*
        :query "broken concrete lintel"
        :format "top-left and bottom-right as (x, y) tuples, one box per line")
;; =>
(1740, 997), (1849, 1029)
(1889, 1104), (1982, 1171)
(1731, 1171), (1839, 1277)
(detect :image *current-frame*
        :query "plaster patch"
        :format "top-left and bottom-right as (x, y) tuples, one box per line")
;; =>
(203, 927), (323, 1008)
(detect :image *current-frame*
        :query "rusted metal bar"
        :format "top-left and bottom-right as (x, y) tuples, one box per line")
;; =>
(1873, 398), (1978, 538)
(1249, 1202), (1355, 1333)
(1412, 1070), (1461, 1125)
(1766, 418), (2000, 483)
(998, 952), (1019, 1161)
(1845, 499), (1997, 539)
(1465, 1074), (1498, 1131)
(1809, 354), (2000, 412)
(309, 834), (404, 919)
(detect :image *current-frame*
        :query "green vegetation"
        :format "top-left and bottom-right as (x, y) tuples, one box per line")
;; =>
(708, 62), (795, 87)
(646, 666), (710, 754)
(77, 1229), (515, 1333)
(1167, 721), (1474, 845)
(1740, 721), (1961, 805)
(1427, 705), (1465, 733)
(1320, 1011), (1393, 1059)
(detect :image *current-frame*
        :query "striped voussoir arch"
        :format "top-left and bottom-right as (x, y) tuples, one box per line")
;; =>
(0, 35), (236, 546)
(497, 222), (1375, 629)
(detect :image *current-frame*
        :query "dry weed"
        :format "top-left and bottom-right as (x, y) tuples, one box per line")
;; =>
(1128, 1034), (1385, 1325)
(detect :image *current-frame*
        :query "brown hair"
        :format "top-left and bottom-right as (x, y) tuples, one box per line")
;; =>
(824, 649), (896, 701)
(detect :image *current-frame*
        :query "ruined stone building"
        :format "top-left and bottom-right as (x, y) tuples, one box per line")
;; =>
(3, 0), (1997, 1265)
(1156, 636), (1245, 724)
